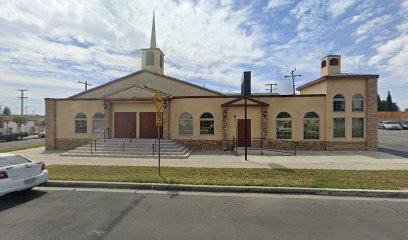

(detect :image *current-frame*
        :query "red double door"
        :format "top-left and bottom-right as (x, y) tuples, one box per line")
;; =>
(114, 112), (162, 139)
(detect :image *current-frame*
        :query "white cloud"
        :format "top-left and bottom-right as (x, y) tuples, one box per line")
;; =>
(266, 0), (293, 11)
(327, 0), (357, 17)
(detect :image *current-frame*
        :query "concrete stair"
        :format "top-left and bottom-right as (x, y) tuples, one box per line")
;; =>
(60, 138), (193, 159)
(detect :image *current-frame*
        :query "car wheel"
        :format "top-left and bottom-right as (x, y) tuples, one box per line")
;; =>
(382, 126), (386, 129)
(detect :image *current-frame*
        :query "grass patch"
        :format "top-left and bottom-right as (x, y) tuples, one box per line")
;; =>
(0, 144), (44, 153)
(47, 165), (408, 190)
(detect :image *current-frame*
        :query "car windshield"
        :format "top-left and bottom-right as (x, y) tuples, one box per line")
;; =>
(384, 121), (397, 124)
(0, 155), (30, 167)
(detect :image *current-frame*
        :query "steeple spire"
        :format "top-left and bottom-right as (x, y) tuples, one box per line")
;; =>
(150, 11), (156, 48)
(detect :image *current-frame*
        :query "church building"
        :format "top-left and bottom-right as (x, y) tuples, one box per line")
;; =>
(45, 16), (379, 152)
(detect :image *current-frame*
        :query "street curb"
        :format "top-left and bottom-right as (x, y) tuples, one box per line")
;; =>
(43, 181), (408, 198)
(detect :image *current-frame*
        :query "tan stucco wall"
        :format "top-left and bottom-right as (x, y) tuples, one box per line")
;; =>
(55, 100), (104, 139)
(326, 78), (366, 141)
(170, 98), (230, 140)
(75, 71), (219, 99)
(261, 96), (326, 141)
(170, 96), (325, 142)
(111, 101), (157, 138)
(299, 81), (327, 94)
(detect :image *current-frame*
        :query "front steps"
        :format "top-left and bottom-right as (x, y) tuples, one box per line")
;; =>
(60, 138), (193, 159)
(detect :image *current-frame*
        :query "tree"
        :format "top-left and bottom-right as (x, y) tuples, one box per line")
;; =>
(377, 94), (386, 111)
(12, 116), (27, 133)
(378, 91), (400, 112)
(2, 106), (11, 115)
(404, 107), (408, 112)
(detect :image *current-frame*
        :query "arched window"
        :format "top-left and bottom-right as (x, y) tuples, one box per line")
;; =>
(93, 113), (105, 133)
(329, 58), (339, 66)
(179, 112), (193, 135)
(146, 51), (154, 65)
(200, 112), (214, 135)
(304, 112), (319, 140)
(352, 94), (364, 112)
(321, 60), (327, 68)
(160, 54), (163, 68)
(333, 94), (345, 112)
(276, 112), (292, 139)
(75, 112), (87, 133)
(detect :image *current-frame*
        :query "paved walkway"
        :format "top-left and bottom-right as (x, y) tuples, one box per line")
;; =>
(10, 147), (408, 170)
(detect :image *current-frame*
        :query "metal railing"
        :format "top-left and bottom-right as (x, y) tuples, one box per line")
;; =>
(233, 137), (299, 156)
(90, 128), (110, 155)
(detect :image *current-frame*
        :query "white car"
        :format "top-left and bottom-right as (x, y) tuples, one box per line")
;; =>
(0, 153), (48, 197)
(378, 121), (403, 130)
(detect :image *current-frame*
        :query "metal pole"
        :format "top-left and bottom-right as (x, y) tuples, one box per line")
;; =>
(244, 96), (247, 161)
(158, 124), (161, 176)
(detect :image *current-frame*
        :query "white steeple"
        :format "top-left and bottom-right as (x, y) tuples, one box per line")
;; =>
(150, 12), (157, 48)
(141, 12), (165, 75)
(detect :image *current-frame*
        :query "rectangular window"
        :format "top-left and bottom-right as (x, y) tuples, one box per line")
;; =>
(276, 120), (292, 139)
(75, 120), (87, 133)
(200, 120), (214, 134)
(179, 119), (193, 135)
(333, 101), (345, 112)
(333, 118), (345, 138)
(352, 118), (364, 138)
(304, 120), (319, 140)
(93, 120), (104, 133)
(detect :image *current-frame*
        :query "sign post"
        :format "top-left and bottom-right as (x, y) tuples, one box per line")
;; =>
(154, 90), (164, 176)
(241, 71), (251, 161)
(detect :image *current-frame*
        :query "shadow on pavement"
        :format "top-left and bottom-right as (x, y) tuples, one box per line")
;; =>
(378, 147), (408, 158)
(0, 189), (47, 212)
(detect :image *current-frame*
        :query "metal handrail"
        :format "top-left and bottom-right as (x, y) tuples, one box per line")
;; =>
(90, 128), (110, 155)
(237, 137), (298, 156)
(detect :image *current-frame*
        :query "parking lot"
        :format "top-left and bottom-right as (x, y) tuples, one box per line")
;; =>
(378, 129), (408, 158)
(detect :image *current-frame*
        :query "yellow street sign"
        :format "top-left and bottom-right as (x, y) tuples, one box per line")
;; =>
(154, 90), (163, 112)
(156, 112), (163, 126)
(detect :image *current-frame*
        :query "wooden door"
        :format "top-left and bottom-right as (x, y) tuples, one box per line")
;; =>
(114, 112), (136, 138)
(140, 112), (163, 139)
(238, 119), (251, 147)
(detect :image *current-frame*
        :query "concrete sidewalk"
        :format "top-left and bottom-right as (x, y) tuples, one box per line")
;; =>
(11, 147), (408, 170)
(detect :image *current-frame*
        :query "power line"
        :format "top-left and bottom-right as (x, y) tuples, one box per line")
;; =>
(285, 68), (301, 95)
(265, 83), (277, 93)
(17, 89), (28, 116)
(78, 81), (92, 91)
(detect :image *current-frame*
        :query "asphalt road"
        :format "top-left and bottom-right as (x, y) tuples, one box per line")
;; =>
(0, 137), (44, 150)
(0, 188), (407, 240)
(378, 129), (408, 158)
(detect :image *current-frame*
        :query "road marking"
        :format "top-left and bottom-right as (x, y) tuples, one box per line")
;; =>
(35, 187), (408, 202)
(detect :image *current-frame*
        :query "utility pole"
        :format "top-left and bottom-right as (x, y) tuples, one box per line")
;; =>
(78, 81), (92, 91)
(265, 83), (278, 93)
(285, 68), (301, 95)
(17, 89), (28, 116)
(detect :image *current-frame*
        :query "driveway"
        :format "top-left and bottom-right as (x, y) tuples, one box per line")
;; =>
(378, 129), (408, 158)
(0, 136), (44, 150)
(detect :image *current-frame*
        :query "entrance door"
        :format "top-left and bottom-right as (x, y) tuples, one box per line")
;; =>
(238, 119), (251, 147)
(140, 112), (163, 139)
(114, 112), (136, 138)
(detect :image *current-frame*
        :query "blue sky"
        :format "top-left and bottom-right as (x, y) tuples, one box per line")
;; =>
(1, 0), (408, 115)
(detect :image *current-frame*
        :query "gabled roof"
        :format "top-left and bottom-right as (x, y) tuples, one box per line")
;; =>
(221, 97), (269, 107)
(296, 73), (379, 91)
(69, 69), (223, 99)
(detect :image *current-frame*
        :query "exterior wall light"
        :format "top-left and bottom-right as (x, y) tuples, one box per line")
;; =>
(103, 103), (108, 110)
(163, 101), (168, 109)
(223, 110), (227, 117)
